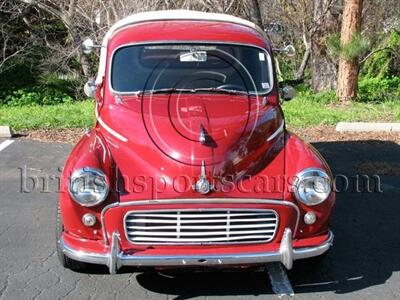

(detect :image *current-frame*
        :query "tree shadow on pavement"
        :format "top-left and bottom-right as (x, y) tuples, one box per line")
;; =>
(135, 140), (400, 298)
(290, 140), (400, 294)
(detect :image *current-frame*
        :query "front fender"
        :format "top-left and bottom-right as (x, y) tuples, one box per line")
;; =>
(284, 131), (335, 237)
(59, 129), (116, 240)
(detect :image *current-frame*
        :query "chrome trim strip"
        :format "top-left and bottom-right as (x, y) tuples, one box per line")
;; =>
(101, 202), (120, 245)
(123, 208), (279, 245)
(59, 240), (108, 265)
(95, 104), (128, 142)
(60, 230), (334, 274)
(100, 199), (300, 245)
(267, 120), (285, 142)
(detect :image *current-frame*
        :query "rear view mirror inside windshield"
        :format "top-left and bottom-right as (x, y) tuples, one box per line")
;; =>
(180, 51), (207, 62)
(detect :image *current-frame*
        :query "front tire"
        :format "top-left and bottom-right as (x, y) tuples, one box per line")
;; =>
(56, 202), (88, 271)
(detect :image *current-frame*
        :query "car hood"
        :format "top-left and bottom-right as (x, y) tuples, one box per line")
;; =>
(142, 93), (259, 166)
(98, 93), (285, 199)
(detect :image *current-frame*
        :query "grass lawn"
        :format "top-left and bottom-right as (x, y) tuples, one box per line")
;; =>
(0, 96), (399, 130)
(0, 101), (95, 130)
(283, 97), (400, 127)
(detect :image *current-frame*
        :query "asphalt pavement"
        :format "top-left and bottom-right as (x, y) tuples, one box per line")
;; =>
(0, 137), (399, 299)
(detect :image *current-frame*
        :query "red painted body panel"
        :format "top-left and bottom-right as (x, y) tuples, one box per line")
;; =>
(107, 21), (268, 58)
(59, 18), (334, 266)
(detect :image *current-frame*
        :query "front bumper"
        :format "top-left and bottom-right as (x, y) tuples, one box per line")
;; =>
(59, 229), (334, 274)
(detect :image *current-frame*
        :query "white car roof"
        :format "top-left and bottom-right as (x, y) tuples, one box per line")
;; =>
(95, 10), (265, 85)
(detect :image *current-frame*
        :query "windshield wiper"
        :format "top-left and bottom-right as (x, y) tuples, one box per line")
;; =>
(149, 87), (249, 95)
(150, 88), (194, 94)
(191, 87), (249, 95)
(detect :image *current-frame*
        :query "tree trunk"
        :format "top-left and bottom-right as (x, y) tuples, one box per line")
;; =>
(311, 0), (339, 91)
(337, 0), (363, 102)
(295, 33), (311, 80)
(311, 54), (337, 91)
(77, 50), (91, 77)
(250, 0), (263, 28)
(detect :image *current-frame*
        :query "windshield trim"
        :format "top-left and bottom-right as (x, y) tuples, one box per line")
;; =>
(108, 41), (274, 96)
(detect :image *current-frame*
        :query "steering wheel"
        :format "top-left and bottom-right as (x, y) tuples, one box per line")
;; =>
(216, 84), (247, 91)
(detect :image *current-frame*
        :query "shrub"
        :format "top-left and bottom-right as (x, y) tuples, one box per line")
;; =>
(362, 31), (400, 78)
(0, 62), (36, 95)
(294, 88), (338, 104)
(0, 67), (82, 106)
(2, 87), (74, 106)
(38, 73), (80, 98)
(357, 77), (400, 103)
(0, 52), (85, 106)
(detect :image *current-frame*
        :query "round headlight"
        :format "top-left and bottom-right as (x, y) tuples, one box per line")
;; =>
(293, 168), (331, 206)
(69, 168), (109, 207)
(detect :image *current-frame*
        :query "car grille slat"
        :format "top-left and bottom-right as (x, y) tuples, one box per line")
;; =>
(127, 235), (275, 243)
(124, 209), (278, 245)
(128, 229), (276, 236)
(128, 212), (273, 218)
(126, 217), (276, 224)
(126, 223), (277, 230)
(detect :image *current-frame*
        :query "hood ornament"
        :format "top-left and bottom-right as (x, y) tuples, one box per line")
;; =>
(199, 125), (206, 144)
(193, 160), (213, 194)
(198, 125), (217, 148)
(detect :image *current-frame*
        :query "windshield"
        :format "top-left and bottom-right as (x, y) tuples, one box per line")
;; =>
(110, 43), (272, 94)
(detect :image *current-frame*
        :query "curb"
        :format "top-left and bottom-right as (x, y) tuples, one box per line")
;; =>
(0, 126), (13, 138)
(336, 122), (400, 133)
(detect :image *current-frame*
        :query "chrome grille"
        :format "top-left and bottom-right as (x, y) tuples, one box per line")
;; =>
(124, 209), (278, 244)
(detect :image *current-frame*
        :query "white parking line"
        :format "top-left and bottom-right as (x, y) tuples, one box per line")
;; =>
(0, 139), (14, 152)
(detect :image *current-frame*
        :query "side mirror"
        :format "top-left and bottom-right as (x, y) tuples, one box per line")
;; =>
(283, 45), (296, 57)
(281, 86), (296, 101)
(84, 79), (96, 98)
(81, 38), (95, 54)
(265, 22), (285, 35)
(273, 44), (296, 57)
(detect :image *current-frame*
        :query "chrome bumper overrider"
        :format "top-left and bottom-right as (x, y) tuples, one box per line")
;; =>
(60, 228), (334, 274)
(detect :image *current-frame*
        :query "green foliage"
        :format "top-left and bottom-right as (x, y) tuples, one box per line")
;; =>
(291, 88), (338, 104)
(0, 62), (37, 92)
(38, 73), (80, 97)
(326, 32), (370, 60)
(357, 77), (400, 103)
(326, 33), (341, 59)
(362, 31), (400, 78)
(0, 61), (82, 106)
(2, 87), (74, 106)
(342, 33), (370, 60)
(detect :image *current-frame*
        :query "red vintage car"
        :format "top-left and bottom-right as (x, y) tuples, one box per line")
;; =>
(56, 10), (334, 274)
